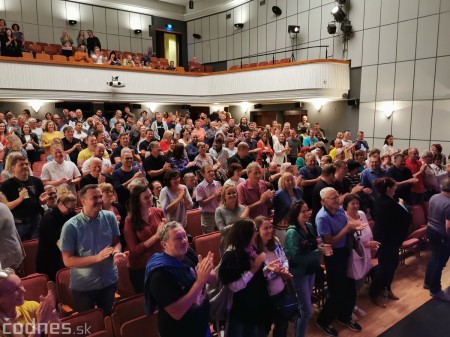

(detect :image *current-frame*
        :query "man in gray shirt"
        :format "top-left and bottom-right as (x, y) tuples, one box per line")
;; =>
(0, 197), (25, 270)
(424, 177), (450, 301)
(287, 129), (303, 165)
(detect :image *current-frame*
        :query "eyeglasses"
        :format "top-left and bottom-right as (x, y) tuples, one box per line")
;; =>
(0, 268), (15, 280)
(326, 195), (340, 200)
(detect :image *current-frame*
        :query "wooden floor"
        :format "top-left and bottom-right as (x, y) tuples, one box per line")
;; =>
(279, 250), (450, 337)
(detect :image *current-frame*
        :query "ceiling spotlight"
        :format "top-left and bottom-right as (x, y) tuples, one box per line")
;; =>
(134, 29), (142, 34)
(337, 0), (347, 4)
(234, 23), (244, 28)
(272, 6), (282, 16)
(193, 33), (201, 39)
(331, 6), (346, 23)
(189, 0), (194, 9)
(341, 19), (352, 34)
(327, 22), (337, 34)
(68, 20), (77, 25)
(288, 25), (300, 34)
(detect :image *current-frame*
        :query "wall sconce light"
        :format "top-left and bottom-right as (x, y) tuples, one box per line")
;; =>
(68, 20), (77, 25)
(166, 23), (173, 30)
(193, 33), (201, 39)
(147, 103), (158, 112)
(134, 29), (142, 34)
(29, 100), (44, 113)
(384, 110), (394, 119)
(272, 6), (282, 16)
(240, 102), (251, 112)
(331, 6), (346, 23)
(234, 23), (244, 28)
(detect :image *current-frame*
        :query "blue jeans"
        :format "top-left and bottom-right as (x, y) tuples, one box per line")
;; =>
(15, 214), (41, 241)
(425, 228), (450, 294)
(72, 282), (117, 315)
(292, 274), (315, 337)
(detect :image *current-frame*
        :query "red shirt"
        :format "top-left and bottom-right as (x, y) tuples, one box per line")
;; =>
(405, 158), (424, 193)
(124, 207), (164, 269)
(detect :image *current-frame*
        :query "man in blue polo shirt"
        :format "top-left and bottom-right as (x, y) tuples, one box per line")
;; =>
(60, 184), (127, 315)
(315, 187), (365, 337)
(360, 154), (386, 195)
(303, 129), (319, 150)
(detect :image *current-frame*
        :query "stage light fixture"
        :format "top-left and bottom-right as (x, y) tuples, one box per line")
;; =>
(337, 0), (347, 5)
(68, 20), (77, 25)
(234, 23), (244, 28)
(341, 19), (352, 34)
(288, 25), (300, 34)
(272, 6), (282, 16)
(193, 33), (201, 39)
(327, 22), (337, 34)
(134, 29), (142, 34)
(189, 0), (194, 9)
(331, 6), (346, 23)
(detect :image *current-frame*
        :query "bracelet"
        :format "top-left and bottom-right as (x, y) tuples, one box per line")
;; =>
(112, 251), (120, 257)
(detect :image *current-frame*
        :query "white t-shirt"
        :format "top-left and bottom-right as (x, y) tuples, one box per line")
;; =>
(41, 160), (81, 196)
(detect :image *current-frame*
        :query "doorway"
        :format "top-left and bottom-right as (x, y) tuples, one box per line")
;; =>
(155, 29), (182, 66)
(251, 111), (277, 127)
(283, 110), (308, 129)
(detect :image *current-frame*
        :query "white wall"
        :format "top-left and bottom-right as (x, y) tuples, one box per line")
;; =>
(357, 0), (450, 156)
(187, 0), (450, 155)
(0, 0), (152, 53)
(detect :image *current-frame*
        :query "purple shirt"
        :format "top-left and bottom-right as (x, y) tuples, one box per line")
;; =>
(195, 179), (222, 213)
(237, 179), (269, 219)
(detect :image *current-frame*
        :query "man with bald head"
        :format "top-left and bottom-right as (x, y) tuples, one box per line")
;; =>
(80, 157), (108, 188)
(81, 143), (112, 176)
(0, 268), (58, 335)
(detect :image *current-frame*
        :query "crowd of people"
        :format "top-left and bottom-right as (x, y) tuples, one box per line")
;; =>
(0, 106), (449, 337)
(0, 20), (178, 70)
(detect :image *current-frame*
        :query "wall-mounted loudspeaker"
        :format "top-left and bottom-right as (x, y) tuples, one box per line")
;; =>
(254, 104), (262, 109)
(347, 98), (360, 106)
(181, 105), (192, 109)
(294, 102), (303, 108)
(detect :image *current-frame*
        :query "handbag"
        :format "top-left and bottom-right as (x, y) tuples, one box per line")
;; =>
(347, 234), (372, 280)
(206, 264), (233, 322)
(273, 279), (299, 321)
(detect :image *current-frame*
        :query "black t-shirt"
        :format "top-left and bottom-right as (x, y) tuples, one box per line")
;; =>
(311, 179), (333, 224)
(143, 154), (168, 184)
(148, 251), (209, 337)
(62, 137), (81, 164)
(112, 145), (138, 163)
(332, 177), (352, 196)
(139, 140), (151, 152)
(111, 167), (139, 207)
(0, 176), (44, 218)
(79, 173), (112, 189)
(387, 165), (413, 203)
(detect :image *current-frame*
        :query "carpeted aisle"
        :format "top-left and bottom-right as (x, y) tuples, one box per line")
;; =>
(378, 298), (450, 337)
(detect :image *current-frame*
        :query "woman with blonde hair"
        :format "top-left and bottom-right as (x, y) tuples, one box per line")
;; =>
(159, 130), (173, 153)
(41, 121), (62, 156)
(273, 172), (303, 245)
(60, 30), (74, 57)
(215, 183), (248, 250)
(3, 133), (28, 165)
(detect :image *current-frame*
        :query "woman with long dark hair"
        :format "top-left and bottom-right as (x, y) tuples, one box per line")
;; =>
(284, 200), (332, 337)
(124, 184), (164, 293)
(218, 218), (272, 337)
(1, 28), (22, 57)
(370, 177), (411, 307)
(160, 169), (193, 227)
(19, 123), (40, 166)
(255, 216), (291, 337)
